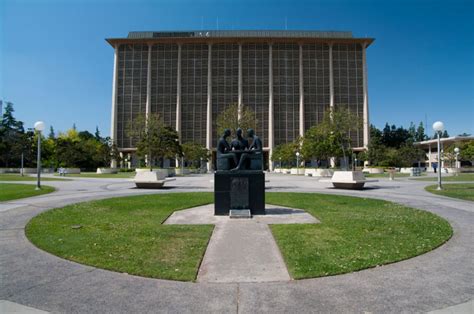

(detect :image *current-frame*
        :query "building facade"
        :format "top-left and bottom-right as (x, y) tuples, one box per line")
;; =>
(107, 31), (374, 169)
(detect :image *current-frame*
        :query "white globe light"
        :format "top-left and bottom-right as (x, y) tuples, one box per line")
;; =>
(296, 152), (300, 157)
(34, 121), (45, 132)
(432, 121), (444, 133)
(454, 147), (460, 154)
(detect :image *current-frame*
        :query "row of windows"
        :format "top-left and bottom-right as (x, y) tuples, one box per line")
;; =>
(115, 43), (366, 148)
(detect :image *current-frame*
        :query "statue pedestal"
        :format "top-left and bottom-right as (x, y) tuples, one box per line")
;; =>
(214, 170), (265, 216)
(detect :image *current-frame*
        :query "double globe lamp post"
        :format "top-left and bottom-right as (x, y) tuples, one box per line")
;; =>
(432, 121), (444, 191)
(34, 121), (45, 190)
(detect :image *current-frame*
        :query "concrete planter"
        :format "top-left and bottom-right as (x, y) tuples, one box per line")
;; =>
(133, 170), (175, 189)
(96, 168), (118, 174)
(306, 168), (334, 177)
(175, 168), (191, 175)
(363, 167), (384, 174)
(400, 167), (423, 176)
(280, 168), (291, 174)
(136, 168), (174, 177)
(63, 168), (81, 174)
(290, 168), (305, 175)
(331, 171), (376, 189)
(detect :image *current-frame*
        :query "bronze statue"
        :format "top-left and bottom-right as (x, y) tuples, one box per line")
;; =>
(216, 129), (238, 170)
(230, 128), (263, 171)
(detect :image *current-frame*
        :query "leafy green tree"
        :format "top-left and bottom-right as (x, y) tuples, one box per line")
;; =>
(272, 143), (298, 167)
(216, 103), (258, 140)
(127, 113), (181, 170)
(182, 142), (209, 167)
(458, 140), (474, 163)
(301, 125), (332, 164)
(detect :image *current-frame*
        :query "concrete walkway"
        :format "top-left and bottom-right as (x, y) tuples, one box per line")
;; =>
(165, 204), (318, 283)
(0, 174), (473, 313)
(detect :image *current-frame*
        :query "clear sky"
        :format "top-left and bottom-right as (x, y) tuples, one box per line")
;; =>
(1, 0), (473, 137)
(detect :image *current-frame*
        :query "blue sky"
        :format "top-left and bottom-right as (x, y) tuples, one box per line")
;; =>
(1, 0), (473, 137)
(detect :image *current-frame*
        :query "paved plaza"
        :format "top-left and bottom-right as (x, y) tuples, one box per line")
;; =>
(0, 173), (473, 313)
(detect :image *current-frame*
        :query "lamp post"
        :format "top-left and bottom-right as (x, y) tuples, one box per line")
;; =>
(454, 147), (460, 176)
(279, 157), (282, 170)
(433, 121), (444, 190)
(296, 152), (300, 175)
(34, 121), (45, 190)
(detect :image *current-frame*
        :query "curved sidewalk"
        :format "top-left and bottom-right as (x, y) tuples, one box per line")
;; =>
(1, 175), (473, 313)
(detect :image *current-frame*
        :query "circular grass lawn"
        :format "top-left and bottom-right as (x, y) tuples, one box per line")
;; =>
(425, 183), (474, 202)
(26, 192), (452, 281)
(0, 183), (55, 202)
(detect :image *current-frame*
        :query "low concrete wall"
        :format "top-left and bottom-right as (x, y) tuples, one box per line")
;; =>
(290, 168), (305, 175)
(63, 168), (81, 174)
(0, 168), (55, 174)
(362, 167), (384, 174)
(305, 168), (334, 177)
(96, 168), (118, 174)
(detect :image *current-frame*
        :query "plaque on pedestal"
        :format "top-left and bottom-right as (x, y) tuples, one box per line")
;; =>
(214, 171), (265, 216)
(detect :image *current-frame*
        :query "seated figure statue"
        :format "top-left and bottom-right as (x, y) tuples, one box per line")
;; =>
(216, 129), (238, 170)
(231, 128), (263, 171)
(230, 128), (249, 167)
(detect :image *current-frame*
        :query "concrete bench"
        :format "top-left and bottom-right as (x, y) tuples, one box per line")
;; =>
(330, 171), (377, 189)
(134, 171), (175, 189)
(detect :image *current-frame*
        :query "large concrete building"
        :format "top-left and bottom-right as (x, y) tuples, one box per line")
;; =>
(106, 30), (374, 169)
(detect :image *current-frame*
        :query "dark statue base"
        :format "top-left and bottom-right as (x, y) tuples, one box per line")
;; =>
(214, 171), (265, 216)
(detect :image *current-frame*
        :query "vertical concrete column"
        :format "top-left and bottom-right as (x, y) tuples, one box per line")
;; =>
(206, 44), (213, 171)
(146, 44), (152, 119)
(362, 42), (370, 149)
(329, 43), (334, 113)
(299, 44), (304, 138)
(328, 43), (336, 168)
(110, 44), (119, 168)
(145, 44), (153, 168)
(176, 44), (182, 142)
(238, 43), (243, 121)
(428, 144), (432, 169)
(268, 44), (274, 171)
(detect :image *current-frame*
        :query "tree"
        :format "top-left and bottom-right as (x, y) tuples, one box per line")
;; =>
(416, 122), (426, 142)
(48, 126), (55, 139)
(408, 122), (416, 143)
(0, 102), (26, 167)
(181, 142), (209, 167)
(458, 140), (474, 163)
(271, 142), (299, 167)
(216, 103), (258, 140)
(442, 130), (449, 138)
(301, 125), (332, 164)
(127, 113), (181, 170)
(94, 126), (101, 141)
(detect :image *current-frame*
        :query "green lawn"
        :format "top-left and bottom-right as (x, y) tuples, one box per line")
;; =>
(267, 193), (452, 279)
(425, 184), (474, 202)
(26, 192), (452, 281)
(0, 183), (55, 201)
(54, 172), (135, 179)
(26, 193), (214, 281)
(413, 173), (474, 182)
(0, 174), (70, 181)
